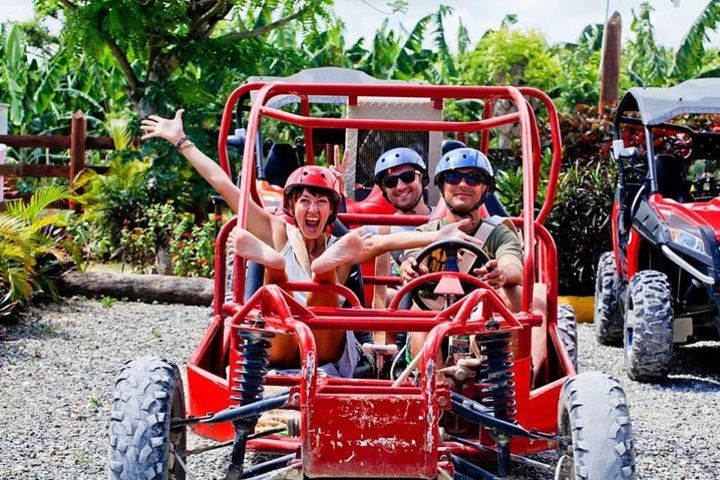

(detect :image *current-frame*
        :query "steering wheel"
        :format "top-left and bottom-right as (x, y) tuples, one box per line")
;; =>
(408, 239), (490, 310)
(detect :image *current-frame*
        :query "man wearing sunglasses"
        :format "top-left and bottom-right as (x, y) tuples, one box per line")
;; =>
(400, 147), (523, 311)
(372, 147), (433, 216)
(363, 147), (435, 260)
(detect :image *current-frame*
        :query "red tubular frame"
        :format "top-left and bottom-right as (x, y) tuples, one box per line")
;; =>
(225, 83), (540, 312)
(185, 80), (570, 474)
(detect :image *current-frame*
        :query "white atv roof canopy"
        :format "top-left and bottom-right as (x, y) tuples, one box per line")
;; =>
(617, 78), (720, 125)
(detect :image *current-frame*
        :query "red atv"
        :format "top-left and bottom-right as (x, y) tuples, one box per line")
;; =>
(595, 78), (720, 382)
(109, 68), (635, 479)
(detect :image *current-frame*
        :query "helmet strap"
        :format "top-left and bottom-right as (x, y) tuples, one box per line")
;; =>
(397, 191), (426, 214)
(443, 188), (487, 219)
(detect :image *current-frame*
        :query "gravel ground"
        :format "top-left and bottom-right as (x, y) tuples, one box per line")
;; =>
(1, 297), (719, 479)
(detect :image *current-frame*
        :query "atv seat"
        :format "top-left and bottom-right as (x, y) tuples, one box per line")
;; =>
(655, 153), (691, 202)
(429, 192), (508, 220)
(264, 143), (302, 187)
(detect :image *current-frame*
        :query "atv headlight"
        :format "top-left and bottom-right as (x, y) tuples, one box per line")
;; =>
(669, 226), (707, 255)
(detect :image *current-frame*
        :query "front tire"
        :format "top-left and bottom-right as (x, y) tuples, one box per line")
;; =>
(109, 357), (186, 480)
(624, 270), (673, 382)
(558, 304), (578, 371)
(594, 252), (622, 346)
(557, 372), (635, 480)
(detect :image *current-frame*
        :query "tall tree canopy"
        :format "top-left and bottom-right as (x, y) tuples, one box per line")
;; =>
(36, 0), (335, 111)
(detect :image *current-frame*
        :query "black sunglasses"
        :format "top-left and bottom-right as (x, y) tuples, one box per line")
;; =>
(442, 171), (487, 186)
(382, 170), (420, 188)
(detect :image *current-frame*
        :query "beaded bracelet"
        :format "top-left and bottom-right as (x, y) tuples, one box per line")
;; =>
(178, 140), (195, 152)
(175, 136), (190, 151)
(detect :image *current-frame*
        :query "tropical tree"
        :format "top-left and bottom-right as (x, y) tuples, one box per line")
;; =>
(35, 0), (335, 112)
(0, 22), (127, 136)
(672, 0), (720, 79)
(345, 5), (460, 84)
(625, 1), (720, 86)
(459, 24), (562, 92)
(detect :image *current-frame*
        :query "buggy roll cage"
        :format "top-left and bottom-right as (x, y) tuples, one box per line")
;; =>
(214, 82), (563, 315)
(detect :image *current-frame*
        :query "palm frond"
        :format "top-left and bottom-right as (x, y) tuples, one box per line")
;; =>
(457, 19), (470, 55)
(695, 65), (720, 78)
(395, 14), (432, 77)
(6, 266), (35, 300)
(432, 5), (458, 80)
(107, 117), (133, 151)
(0, 216), (26, 242)
(19, 186), (70, 221)
(672, 0), (720, 78)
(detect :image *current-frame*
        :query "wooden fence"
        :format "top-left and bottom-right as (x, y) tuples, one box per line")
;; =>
(0, 110), (115, 207)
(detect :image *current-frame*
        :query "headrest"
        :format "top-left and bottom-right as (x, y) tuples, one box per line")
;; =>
(265, 143), (301, 187)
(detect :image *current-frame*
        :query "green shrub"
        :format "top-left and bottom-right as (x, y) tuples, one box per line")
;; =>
(108, 200), (221, 277)
(170, 215), (222, 278)
(493, 106), (615, 295)
(550, 107), (615, 294)
(118, 202), (178, 271)
(0, 186), (73, 319)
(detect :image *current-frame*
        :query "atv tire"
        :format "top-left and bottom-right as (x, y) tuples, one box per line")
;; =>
(558, 303), (578, 371)
(109, 357), (186, 480)
(624, 270), (673, 382)
(557, 372), (635, 480)
(594, 252), (622, 346)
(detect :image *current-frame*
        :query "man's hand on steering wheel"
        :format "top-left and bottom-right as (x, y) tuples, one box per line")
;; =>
(473, 259), (505, 288)
(400, 256), (428, 283)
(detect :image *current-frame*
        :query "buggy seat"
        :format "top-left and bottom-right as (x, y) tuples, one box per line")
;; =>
(655, 153), (691, 202)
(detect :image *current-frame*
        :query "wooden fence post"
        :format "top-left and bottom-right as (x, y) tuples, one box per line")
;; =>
(69, 110), (86, 209)
(599, 11), (622, 115)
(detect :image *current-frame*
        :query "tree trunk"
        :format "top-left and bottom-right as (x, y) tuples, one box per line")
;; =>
(599, 11), (622, 114)
(59, 271), (213, 306)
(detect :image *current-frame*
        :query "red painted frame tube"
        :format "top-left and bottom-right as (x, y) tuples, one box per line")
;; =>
(217, 82), (266, 179)
(259, 106), (521, 133)
(276, 281), (362, 308)
(519, 87), (563, 225)
(213, 217), (236, 314)
(480, 99), (493, 152)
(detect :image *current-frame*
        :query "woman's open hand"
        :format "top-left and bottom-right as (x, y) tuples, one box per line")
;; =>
(140, 109), (186, 145)
(434, 218), (483, 246)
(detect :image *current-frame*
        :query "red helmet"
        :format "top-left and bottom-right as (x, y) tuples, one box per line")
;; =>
(283, 166), (342, 224)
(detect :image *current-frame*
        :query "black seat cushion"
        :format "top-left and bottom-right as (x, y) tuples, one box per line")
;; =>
(655, 154), (690, 202)
(264, 143), (302, 187)
(485, 192), (509, 217)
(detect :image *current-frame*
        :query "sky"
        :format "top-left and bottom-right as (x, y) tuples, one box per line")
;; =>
(1, 0), (717, 50)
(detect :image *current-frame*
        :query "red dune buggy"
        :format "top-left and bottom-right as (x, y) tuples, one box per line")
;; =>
(595, 79), (720, 382)
(109, 68), (635, 479)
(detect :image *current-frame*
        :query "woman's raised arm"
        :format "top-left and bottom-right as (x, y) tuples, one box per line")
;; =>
(141, 110), (276, 244)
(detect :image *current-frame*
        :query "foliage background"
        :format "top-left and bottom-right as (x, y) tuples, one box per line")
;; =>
(2, 1), (720, 299)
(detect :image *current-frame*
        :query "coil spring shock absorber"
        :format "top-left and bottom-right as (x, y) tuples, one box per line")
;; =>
(225, 321), (274, 480)
(476, 330), (516, 423)
(476, 326), (516, 477)
(231, 329), (274, 405)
